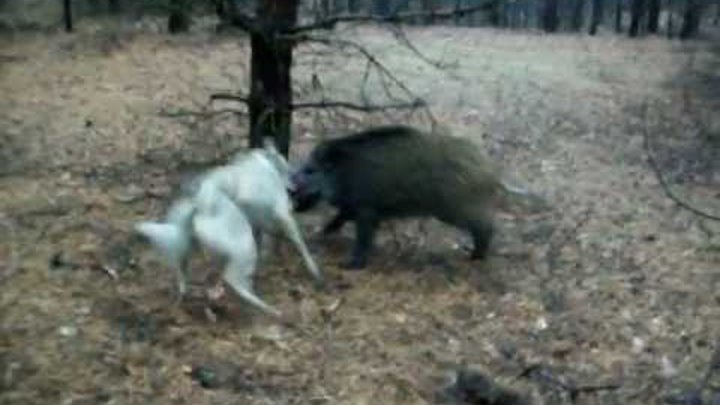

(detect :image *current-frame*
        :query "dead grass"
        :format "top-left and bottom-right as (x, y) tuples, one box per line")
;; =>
(1, 22), (719, 405)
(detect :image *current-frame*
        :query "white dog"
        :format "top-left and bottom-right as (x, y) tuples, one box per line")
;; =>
(135, 139), (323, 316)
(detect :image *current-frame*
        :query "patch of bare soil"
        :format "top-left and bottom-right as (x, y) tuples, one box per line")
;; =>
(1, 23), (718, 405)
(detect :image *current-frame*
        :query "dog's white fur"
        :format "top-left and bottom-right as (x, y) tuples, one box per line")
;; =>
(134, 140), (323, 316)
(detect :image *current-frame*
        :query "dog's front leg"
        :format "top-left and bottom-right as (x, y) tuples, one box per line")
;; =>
(174, 258), (190, 305)
(223, 259), (280, 317)
(279, 212), (324, 286)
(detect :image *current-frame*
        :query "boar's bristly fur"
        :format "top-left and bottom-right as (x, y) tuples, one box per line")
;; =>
(292, 125), (511, 270)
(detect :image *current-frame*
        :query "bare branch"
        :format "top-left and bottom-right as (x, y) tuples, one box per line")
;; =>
(159, 108), (247, 118)
(293, 35), (437, 125)
(293, 99), (425, 112)
(519, 364), (621, 403)
(210, 93), (252, 104)
(210, 92), (424, 113)
(289, 3), (492, 33)
(642, 103), (720, 221)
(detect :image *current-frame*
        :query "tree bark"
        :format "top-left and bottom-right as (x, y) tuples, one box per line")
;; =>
(680, 0), (704, 39)
(373, 0), (390, 17)
(421, 0), (437, 25)
(571, 0), (585, 31)
(168, 0), (191, 33)
(63, 0), (73, 32)
(589, 0), (604, 35)
(248, 0), (299, 156)
(108, 0), (121, 14)
(646, 0), (660, 33)
(628, 0), (645, 37)
(541, 0), (560, 32)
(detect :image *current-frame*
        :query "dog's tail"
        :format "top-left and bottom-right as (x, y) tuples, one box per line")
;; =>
(135, 198), (196, 268)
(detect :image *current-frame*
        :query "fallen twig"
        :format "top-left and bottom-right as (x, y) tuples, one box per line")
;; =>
(642, 103), (720, 221)
(518, 363), (621, 403)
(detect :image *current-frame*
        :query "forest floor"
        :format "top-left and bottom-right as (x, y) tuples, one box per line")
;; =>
(1, 19), (719, 405)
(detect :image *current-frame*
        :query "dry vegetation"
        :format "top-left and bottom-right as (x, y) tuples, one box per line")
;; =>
(1, 20), (719, 405)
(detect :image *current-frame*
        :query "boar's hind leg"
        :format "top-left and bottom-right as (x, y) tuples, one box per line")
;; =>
(345, 211), (378, 270)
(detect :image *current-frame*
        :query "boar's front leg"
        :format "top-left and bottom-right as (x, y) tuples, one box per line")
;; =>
(344, 211), (378, 270)
(469, 218), (494, 260)
(323, 210), (351, 235)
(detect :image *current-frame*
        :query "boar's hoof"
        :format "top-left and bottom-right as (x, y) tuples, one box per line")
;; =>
(341, 259), (367, 271)
(470, 249), (489, 261)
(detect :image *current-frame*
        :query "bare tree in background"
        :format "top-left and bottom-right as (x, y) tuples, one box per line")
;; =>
(541, 0), (560, 32)
(422, 0), (438, 25)
(615, 0), (623, 32)
(108, 0), (121, 14)
(646, 0), (660, 33)
(628, 0), (646, 37)
(571, 0), (586, 31)
(168, 0), (191, 33)
(680, 0), (704, 39)
(63, 0), (73, 32)
(589, 0), (604, 35)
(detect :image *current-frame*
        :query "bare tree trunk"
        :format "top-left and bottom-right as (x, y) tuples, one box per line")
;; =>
(589, 0), (604, 34)
(63, 0), (73, 32)
(108, 0), (121, 14)
(421, 0), (437, 24)
(571, 0), (585, 31)
(487, 0), (503, 26)
(541, 0), (560, 32)
(667, 3), (675, 37)
(646, 0), (660, 32)
(680, 0), (704, 39)
(347, 0), (358, 14)
(319, 0), (331, 18)
(249, 0), (299, 156)
(168, 0), (191, 33)
(615, 0), (623, 32)
(628, 0), (645, 37)
(373, 0), (390, 17)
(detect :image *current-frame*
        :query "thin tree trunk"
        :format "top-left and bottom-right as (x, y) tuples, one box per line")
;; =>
(347, 0), (358, 14)
(108, 0), (121, 13)
(373, 0), (390, 17)
(571, 0), (585, 31)
(680, 0), (704, 39)
(615, 0), (623, 32)
(63, 0), (73, 32)
(168, 0), (191, 33)
(487, 0), (502, 26)
(421, 0), (436, 25)
(646, 0), (659, 33)
(589, 0), (604, 35)
(628, 0), (645, 37)
(541, 0), (560, 32)
(249, 0), (299, 156)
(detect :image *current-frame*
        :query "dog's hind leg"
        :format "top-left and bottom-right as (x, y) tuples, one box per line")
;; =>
(192, 193), (278, 316)
(222, 260), (280, 317)
(175, 256), (191, 304)
(278, 212), (324, 285)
